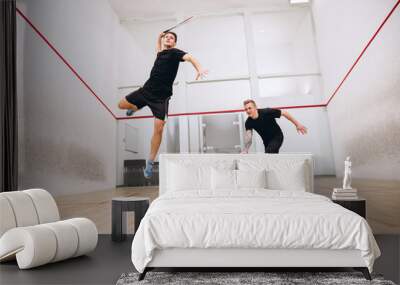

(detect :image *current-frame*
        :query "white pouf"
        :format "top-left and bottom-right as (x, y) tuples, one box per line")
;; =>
(0, 189), (98, 269)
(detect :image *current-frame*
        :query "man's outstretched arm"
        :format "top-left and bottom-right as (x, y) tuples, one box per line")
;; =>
(182, 54), (208, 80)
(242, 130), (253, 154)
(157, 32), (164, 53)
(281, 110), (307, 135)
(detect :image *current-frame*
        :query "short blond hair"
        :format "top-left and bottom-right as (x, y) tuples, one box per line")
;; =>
(243, 99), (256, 107)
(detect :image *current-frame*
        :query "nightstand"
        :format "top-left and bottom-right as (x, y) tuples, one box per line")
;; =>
(332, 198), (366, 218)
(111, 197), (150, 242)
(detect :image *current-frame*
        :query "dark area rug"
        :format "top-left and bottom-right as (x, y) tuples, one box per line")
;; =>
(116, 271), (396, 285)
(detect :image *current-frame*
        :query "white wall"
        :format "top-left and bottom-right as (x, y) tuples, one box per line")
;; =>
(16, 0), (120, 196)
(312, 0), (400, 180)
(18, 0), (396, 190)
(118, 6), (336, 175)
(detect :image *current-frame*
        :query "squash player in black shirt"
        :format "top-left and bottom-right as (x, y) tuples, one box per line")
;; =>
(118, 31), (207, 178)
(241, 99), (307, 154)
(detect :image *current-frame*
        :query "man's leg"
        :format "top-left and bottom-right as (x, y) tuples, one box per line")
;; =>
(118, 98), (139, 115)
(150, 118), (165, 160)
(144, 118), (165, 178)
(119, 88), (150, 116)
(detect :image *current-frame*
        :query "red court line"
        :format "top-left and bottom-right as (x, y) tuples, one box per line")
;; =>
(325, 0), (400, 106)
(16, 8), (118, 120)
(117, 108), (245, 120)
(17, 0), (399, 120)
(117, 103), (328, 120)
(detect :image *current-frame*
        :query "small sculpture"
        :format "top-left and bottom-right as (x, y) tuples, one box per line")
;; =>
(342, 156), (352, 189)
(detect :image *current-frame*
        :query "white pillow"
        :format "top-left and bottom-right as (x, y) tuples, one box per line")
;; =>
(238, 159), (307, 191)
(211, 168), (236, 190)
(166, 160), (236, 192)
(236, 169), (267, 189)
(167, 162), (211, 191)
(266, 161), (306, 191)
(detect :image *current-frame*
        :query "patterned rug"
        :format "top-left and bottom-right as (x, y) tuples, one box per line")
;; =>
(116, 271), (396, 285)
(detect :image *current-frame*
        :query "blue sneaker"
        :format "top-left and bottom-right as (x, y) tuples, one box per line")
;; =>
(143, 160), (154, 179)
(126, 109), (135, 116)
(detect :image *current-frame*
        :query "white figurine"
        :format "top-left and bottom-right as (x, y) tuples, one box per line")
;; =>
(342, 156), (352, 189)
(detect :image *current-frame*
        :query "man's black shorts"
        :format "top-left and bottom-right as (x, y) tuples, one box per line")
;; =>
(125, 88), (170, 121)
(263, 134), (284, 154)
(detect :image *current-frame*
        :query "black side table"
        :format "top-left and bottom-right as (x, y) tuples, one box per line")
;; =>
(332, 198), (366, 218)
(112, 197), (150, 241)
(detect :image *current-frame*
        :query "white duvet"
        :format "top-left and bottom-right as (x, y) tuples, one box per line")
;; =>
(131, 190), (380, 273)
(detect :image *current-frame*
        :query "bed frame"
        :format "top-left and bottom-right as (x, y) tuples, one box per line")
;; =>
(139, 153), (371, 280)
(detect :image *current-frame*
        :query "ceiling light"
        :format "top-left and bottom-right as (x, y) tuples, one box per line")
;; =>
(289, 0), (310, 4)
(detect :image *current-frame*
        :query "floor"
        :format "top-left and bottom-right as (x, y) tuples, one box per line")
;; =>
(0, 235), (398, 285)
(2, 177), (399, 284)
(55, 186), (159, 234)
(0, 235), (134, 285)
(314, 176), (400, 234)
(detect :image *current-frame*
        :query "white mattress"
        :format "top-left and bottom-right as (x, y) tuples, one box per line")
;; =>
(131, 190), (380, 273)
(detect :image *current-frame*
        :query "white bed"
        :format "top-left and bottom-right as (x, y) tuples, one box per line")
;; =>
(131, 154), (380, 280)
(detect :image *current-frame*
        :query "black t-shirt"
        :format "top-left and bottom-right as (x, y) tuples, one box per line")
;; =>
(143, 48), (187, 101)
(245, 108), (283, 143)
